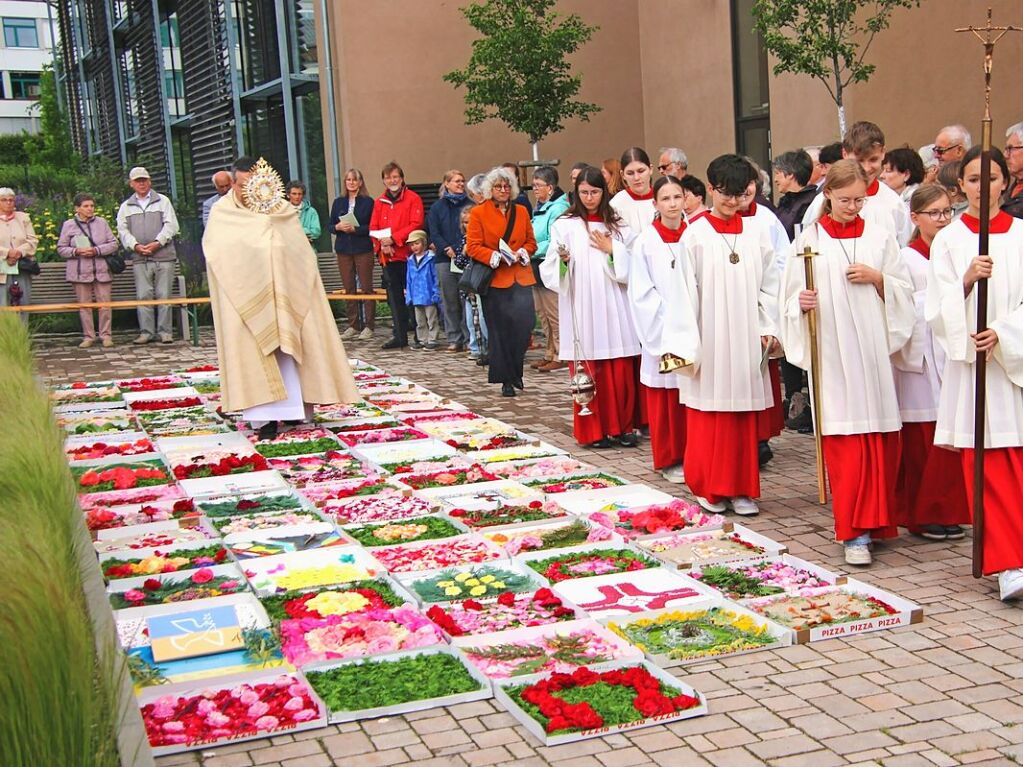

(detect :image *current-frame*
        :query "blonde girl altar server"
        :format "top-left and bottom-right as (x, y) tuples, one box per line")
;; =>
(628, 176), (700, 483)
(679, 155), (778, 516)
(782, 160), (914, 566)
(542, 166), (641, 449)
(926, 147), (1023, 601)
(892, 184), (969, 541)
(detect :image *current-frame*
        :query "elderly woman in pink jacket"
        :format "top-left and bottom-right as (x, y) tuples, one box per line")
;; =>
(0, 186), (38, 312)
(56, 193), (120, 348)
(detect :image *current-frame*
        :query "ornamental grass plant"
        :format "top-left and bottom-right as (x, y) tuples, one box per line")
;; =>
(0, 316), (130, 767)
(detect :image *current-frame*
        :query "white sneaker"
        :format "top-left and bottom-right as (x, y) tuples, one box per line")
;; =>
(695, 496), (728, 513)
(340, 327), (357, 340)
(731, 496), (759, 516)
(660, 465), (685, 484)
(358, 327), (374, 341)
(844, 544), (872, 566)
(998, 568), (1023, 601)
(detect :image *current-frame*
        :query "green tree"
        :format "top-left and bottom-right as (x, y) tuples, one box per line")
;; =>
(25, 65), (78, 170)
(444, 0), (601, 161)
(751, 0), (920, 137)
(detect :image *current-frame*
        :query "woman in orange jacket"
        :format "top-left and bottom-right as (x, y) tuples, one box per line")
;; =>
(466, 167), (538, 397)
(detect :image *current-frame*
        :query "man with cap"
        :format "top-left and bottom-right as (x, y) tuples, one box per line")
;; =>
(116, 166), (180, 343)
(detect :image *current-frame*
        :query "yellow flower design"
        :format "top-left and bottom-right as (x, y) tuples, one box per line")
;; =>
(305, 590), (370, 616)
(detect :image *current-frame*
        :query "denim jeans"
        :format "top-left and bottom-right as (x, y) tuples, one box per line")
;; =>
(464, 294), (488, 355)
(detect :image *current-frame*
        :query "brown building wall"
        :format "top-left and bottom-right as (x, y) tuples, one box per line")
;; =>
(323, 0), (650, 198)
(637, 0), (735, 179)
(320, 1), (1023, 202)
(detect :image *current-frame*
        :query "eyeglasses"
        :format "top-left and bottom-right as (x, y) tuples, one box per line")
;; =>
(657, 164), (671, 172)
(712, 187), (744, 201)
(1004, 145), (1023, 155)
(934, 144), (962, 157)
(492, 183), (511, 190)
(834, 197), (867, 207)
(918, 207), (954, 221)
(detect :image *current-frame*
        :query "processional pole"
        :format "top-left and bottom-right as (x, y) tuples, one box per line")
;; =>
(955, 9), (1021, 578)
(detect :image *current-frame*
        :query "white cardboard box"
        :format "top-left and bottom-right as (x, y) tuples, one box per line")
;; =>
(302, 646), (492, 723)
(597, 596), (794, 668)
(492, 659), (707, 745)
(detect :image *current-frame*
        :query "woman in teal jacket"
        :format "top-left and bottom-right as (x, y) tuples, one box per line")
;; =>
(530, 166), (570, 371)
(287, 181), (322, 243)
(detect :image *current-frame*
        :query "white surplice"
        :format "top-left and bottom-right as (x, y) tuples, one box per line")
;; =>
(802, 180), (913, 246)
(676, 214), (778, 411)
(627, 224), (701, 388)
(891, 243), (945, 422)
(610, 190), (655, 234)
(541, 216), (640, 360)
(925, 214), (1023, 448)
(780, 218), (914, 435)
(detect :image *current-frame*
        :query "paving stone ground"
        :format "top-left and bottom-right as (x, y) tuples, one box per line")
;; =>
(34, 327), (1023, 767)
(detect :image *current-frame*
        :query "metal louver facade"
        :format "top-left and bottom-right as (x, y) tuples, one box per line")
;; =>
(54, 0), (329, 236)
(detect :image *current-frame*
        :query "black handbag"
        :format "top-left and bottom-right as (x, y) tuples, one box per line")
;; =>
(457, 203), (518, 297)
(74, 219), (127, 274)
(17, 256), (40, 276)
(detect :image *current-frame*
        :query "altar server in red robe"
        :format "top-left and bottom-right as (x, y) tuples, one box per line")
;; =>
(678, 155), (778, 516)
(628, 175), (700, 483)
(782, 160), (914, 566)
(891, 184), (970, 541)
(926, 147), (1023, 600)
(542, 166), (641, 449)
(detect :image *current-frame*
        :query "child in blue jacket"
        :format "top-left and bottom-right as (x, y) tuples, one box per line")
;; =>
(405, 230), (441, 349)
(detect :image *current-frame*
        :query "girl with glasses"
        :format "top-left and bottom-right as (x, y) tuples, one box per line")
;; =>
(890, 184), (969, 544)
(926, 147), (1023, 601)
(781, 160), (915, 567)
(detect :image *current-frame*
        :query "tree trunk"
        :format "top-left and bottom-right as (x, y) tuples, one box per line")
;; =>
(531, 141), (539, 162)
(837, 104), (847, 139)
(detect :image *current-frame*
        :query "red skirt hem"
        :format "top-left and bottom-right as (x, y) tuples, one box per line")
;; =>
(822, 432), (900, 541)
(642, 385), (686, 470)
(684, 409), (759, 502)
(569, 357), (639, 445)
(961, 447), (1023, 575)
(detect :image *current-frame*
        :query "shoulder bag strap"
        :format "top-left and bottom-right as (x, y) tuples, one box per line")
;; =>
(501, 202), (518, 244)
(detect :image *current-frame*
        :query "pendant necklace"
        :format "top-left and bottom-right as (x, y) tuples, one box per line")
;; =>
(715, 230), (740, 264)
(835, 230), (857, 265)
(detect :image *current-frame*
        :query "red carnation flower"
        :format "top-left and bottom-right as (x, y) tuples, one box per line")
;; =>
(143, 578), (162, 591)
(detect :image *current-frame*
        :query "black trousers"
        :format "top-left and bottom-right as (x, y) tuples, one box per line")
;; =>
(383, 261), (410, 343)
(482, 282), (535, 385)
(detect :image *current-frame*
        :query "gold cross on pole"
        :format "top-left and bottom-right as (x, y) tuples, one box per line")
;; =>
(956, 8), (1021, 118)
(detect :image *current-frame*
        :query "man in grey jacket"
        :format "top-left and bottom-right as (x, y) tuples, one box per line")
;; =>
(116, 166), (180, 343)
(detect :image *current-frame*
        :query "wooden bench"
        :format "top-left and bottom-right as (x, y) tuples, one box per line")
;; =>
(27, 260), (192, 340)
(3, 253), (388, 346)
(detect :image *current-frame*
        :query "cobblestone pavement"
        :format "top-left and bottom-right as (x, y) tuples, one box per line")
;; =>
(35, 328), (1023, 767)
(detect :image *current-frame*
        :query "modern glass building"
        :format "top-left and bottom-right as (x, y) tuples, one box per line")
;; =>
(55, 0), (331, 227)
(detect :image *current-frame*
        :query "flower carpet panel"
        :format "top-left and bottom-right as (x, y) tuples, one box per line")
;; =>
(53, 359), (924, 754)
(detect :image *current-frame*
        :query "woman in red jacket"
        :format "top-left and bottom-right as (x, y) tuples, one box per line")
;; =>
(370, 161), (425, 349)
(466, 167), (538, 397)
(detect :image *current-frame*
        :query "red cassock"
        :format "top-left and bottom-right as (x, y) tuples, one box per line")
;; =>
(756, 359), (784, 441)
(822, 432), (900, 541)
(895, 421), (969, 531)
(642, 384), (687, 470)
(684, 409), (759, 502)
(961, 447), (1023, 575)
(569, 357), (639, 444)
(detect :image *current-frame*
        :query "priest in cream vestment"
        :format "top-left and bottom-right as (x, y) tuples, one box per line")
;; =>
(202, 157), (358, 427)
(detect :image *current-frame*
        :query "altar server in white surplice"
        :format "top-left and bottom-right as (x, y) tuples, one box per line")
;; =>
(925, 147), (1023, 601)
(781, 160), (914, 568)
(542, 166), (641, 449)
(802, 121), (912, 246)
(628, 175), (700, 484)
(678, 155), (778, 518)
(890, 184), (969, 543)
(609, 146), (656, 238)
